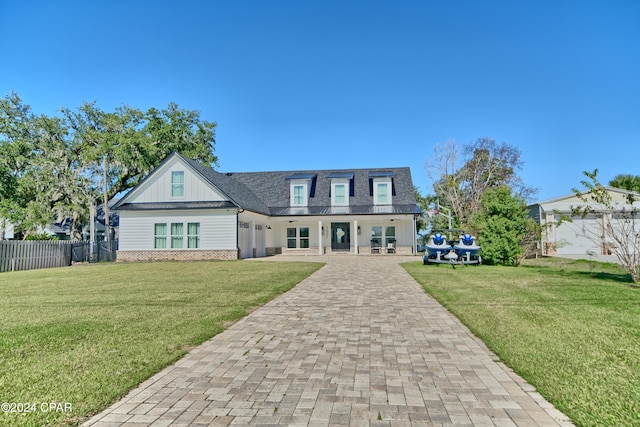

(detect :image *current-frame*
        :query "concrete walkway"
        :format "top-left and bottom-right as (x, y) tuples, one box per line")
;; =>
(84, 256), (573, 426)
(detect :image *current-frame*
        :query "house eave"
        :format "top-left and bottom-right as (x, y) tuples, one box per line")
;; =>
(115, 201), (239, 211)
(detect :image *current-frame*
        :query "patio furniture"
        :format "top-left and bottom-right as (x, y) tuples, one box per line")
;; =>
(386, 241), (396, 254)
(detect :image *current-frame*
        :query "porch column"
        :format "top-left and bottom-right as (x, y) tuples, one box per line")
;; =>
(413, 215), (417, 255)
(354, 219), (358, 255)
(318, 220), (323, 255)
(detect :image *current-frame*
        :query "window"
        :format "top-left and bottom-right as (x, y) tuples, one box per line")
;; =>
(385, 226), (396, 246)
(372, 225), (395, 247)
(187, 222), (200, 248)
(287, 175), (315, 207)
(154, 223), (167, 249)
(300, 227), (309, 248)
(333, 183), (347, 206)
(287, 227), (310, 249)
(371, 226), (382, 247)
(171, 223), (183, 248)
(293, 185), (305, 205)
(327, 173), (353, 207)
(287, 228), (297, 248)
(171, 171), (184, 197)
(377, 183), (388, 204)
(372, 177), (393, 205)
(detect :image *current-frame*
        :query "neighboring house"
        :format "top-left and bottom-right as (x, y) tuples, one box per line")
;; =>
(1, 201), (119, 241)
(113, 152), (421, 261)
(528, 187), (640, 256)
(1, 221), (14, 240)
(92, 199), (120, 241)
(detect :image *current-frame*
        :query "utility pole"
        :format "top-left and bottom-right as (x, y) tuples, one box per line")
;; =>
(103, 157), (110, 241)
(89, 202), (95, 260)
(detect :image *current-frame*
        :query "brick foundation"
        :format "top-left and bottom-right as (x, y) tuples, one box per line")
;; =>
(274, 246), (414, 255)
(117, 250), (238, 262)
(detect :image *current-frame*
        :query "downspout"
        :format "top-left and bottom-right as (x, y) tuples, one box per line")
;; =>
(236, 208), (244, 259)
(411, 214), (424, 255)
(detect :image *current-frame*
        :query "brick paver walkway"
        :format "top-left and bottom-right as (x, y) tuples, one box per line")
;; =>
(84, 256), (573, 426)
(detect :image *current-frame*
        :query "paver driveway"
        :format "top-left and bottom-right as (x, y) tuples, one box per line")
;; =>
(84, 256), (573, 426)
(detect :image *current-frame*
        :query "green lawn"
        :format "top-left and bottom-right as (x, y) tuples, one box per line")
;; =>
(403, 257), (640, 427)
(0, 260), (323, 427)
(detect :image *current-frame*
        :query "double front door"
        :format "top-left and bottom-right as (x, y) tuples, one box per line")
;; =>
(331, 222), (350, 251)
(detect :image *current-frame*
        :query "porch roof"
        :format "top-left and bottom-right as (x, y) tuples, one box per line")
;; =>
(269, 204), (421, 217)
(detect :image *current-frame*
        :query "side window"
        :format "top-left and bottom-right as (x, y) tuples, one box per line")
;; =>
(187, 222), (200, 248)
(154, 223), (167, 248)
(171, 223), (183, 248)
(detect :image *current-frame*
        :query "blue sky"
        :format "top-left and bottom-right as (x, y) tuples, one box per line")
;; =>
(1, 0), (638, 202)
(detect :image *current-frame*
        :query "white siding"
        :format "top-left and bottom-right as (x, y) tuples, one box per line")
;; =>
(126, 156), (226, 203)
(119, 209), (237, 251)
(237, 212), (270, 258)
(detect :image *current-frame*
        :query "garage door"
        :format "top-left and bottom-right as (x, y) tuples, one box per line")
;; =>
(238, 221), (252, 259)
(555, 217), (601, 255)
(255, 224), (266, 257)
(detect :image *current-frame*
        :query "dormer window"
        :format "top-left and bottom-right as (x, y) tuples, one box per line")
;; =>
(376, 182), (389, 204)
(171, 171), (184, 197)
(334, 183), (347, 205)
(327, 172), (353, 207)
(293, 184), (306, 206)
(369, 171), (395, 205)
(286, 173), (317, 207)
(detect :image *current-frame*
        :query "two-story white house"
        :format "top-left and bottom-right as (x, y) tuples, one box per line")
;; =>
(113, 152), (421, 261)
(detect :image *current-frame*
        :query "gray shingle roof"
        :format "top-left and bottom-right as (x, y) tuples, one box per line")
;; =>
(179, 156), (271, 215)
(227, 167), (420, 216)
(115, 152), (420, 217)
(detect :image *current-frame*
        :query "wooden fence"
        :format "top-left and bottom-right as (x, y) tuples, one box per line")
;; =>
(0, 240), (118, 273)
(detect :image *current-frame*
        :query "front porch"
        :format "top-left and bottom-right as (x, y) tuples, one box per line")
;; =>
(265, 215), (417, 256)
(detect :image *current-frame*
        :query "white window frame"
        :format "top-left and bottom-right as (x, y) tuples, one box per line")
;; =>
(287, 227), (310, 249)
(290, 181), (309, 206)
(371, 225), (395, 247)
(171, 223), (184, 248)
(154, 222), (200, 250)
(154, 223), (167, 249)
(331, 180), (349, 206)
(373, 178), (392, 205)
(187, 222), (200, 249)
(171, 171), (185, 198)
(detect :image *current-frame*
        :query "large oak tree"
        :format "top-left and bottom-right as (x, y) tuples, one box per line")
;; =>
(0, 92), (217, 239)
